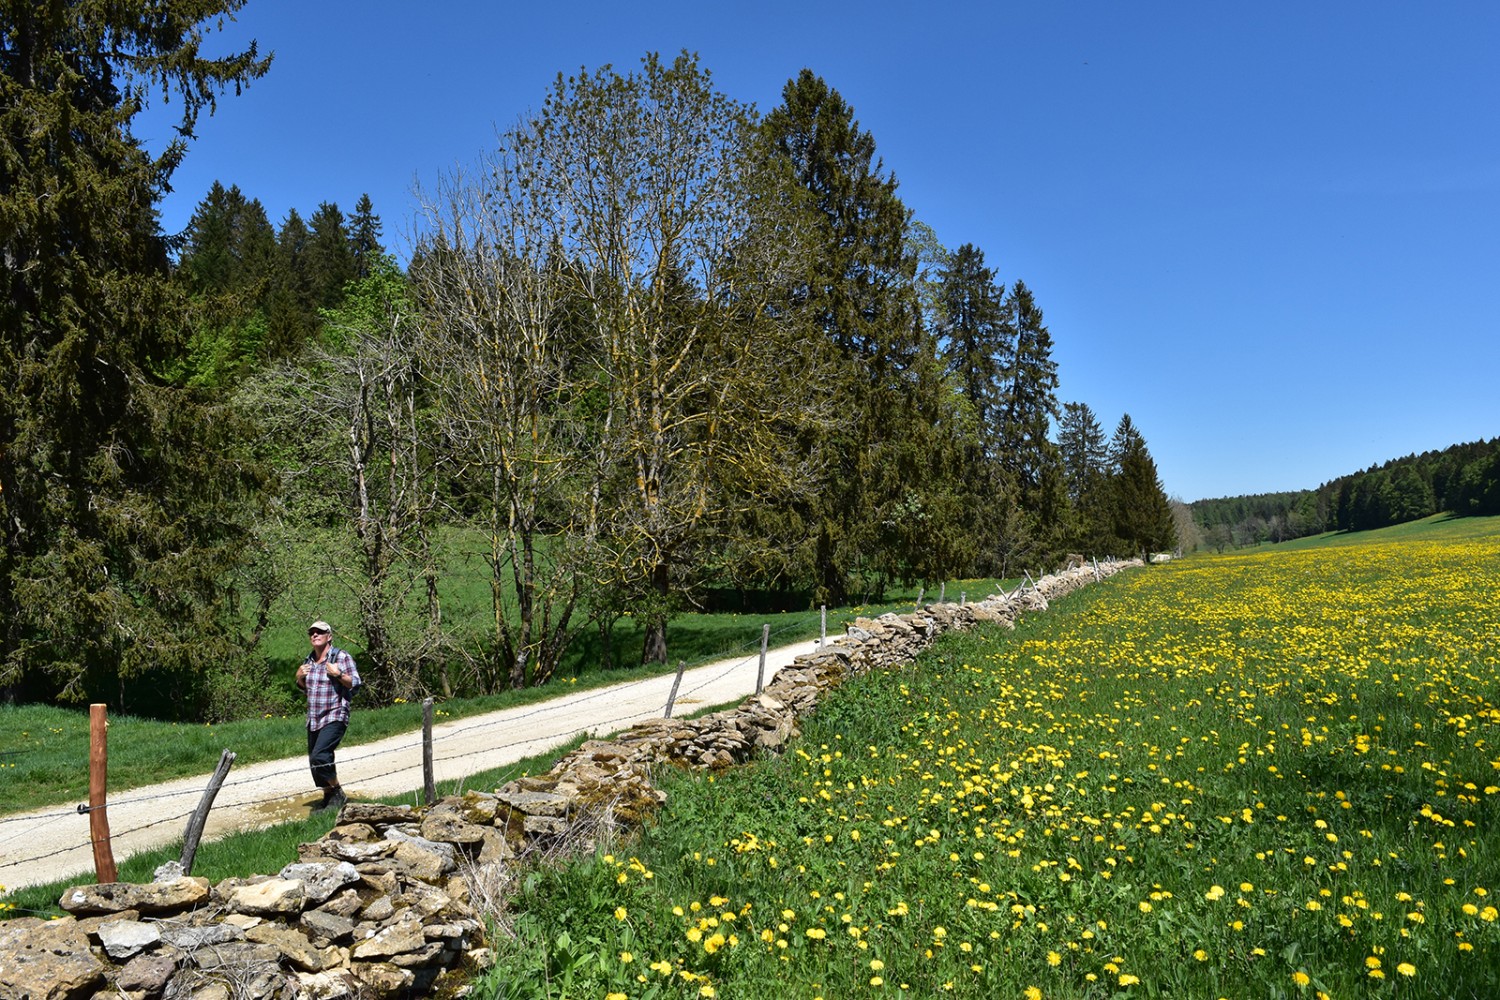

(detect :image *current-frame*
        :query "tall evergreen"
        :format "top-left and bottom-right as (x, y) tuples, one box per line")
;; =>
(761, 69), (932, 601)
(936, 243), (1006, 448)
(1058, 401), (1112, 551)
(349, 193), (385, 280)
(306, 200), (355, 309)
(266, 208), (315, 356)
(0, 2), (270, 706)
(995, 280), (1061, 494)
(1109, 414), (1175, 560)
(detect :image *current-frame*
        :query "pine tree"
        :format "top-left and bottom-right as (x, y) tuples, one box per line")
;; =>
(761, 69), (930, 602)
(936, 242), (1006, 448)
(1109, 414), (1175, 561)
(306, 200), (355, 309)
(995, 280), (1061, 494)
(1058, 401), (1112, 552)
(266, 208), (315, 356)
(175, 182), (279, 383)
(0, 2), (270, 706)
(349, 193), (386, 279)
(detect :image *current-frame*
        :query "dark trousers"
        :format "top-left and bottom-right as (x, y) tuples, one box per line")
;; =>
(307, 721), (348, 790)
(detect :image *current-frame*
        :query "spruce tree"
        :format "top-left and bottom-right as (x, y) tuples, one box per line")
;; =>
(761, 69), (930, 602)
(1109, 414), (1175, 561)
(1058, 401), (1112, 552)
(266, 207), (315, 356)
(306, 200), (355, 308)
(0, 2), (270, 706)
(349, 193), (385, 279)
(995, 280), (1061, 494)
(936, 242), (1006, 447)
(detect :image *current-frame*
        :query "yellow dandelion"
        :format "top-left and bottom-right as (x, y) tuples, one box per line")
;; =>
(1396, 963), (1416, 977)
(1292, 970), (1310, 986)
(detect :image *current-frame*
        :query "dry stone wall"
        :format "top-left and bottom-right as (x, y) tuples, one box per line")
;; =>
(1, 560), (1136, 1000)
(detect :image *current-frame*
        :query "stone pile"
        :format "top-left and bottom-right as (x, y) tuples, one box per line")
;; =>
(1, 560), (1135, 1000)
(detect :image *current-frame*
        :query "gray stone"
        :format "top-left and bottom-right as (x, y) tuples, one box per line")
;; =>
(350, 962), (412, 995)
(351, 912), (426, 960)
(0, 917), (106, 1000)
(388, 941), (446, 968)
(477, 827), (514, 863)
(227, 878), (306, 916)
(244, 922), (342, 972)
(178, 940), (281, 971)
(314, 888), (364, 918)
(521, 814), (569, 836)
(278, 861), (361, 903)
(382, 828), (457, 862)
(338, 803), (414, 827)
(152, 859), (185, 882)
(300, 909), (355, 945)
(420, 810), (487, 846)
(159, 922), (245, 949)
(97, 918), (162, 959)
(318, 840), (397, 865)
(58, 876), (211, 916)
(116, 952), (178, 993)
(495, 789), (569, 817)
(292, 970), (358, 999)
(390, 840), (451, 881)
(360, 896), (395, 922)
(393, 881), (457, 920)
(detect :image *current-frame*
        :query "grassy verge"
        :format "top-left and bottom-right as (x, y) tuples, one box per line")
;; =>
(0, 580), (1010, 818)
(472, 520), (1500, 998)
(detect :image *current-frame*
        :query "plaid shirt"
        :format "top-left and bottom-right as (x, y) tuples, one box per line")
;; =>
(302, 645), (360, 731)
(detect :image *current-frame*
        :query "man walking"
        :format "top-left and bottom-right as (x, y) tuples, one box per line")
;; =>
(296, 620), (361, 813)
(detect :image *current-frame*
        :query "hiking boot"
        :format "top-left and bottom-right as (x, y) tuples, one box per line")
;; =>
(324, 788), (348, 815)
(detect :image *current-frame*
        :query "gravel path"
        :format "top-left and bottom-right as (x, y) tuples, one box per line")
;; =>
(0, 637), (823, 894)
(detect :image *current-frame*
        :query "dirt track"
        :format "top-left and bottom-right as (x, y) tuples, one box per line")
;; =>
(0, 638), (822, 894)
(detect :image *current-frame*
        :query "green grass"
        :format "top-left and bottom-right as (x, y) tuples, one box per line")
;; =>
(0, 579), (1012, 818)
(470, 516), (1500, 998)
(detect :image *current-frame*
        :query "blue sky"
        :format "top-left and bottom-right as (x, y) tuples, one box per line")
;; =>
(141, 1), (1499, 503)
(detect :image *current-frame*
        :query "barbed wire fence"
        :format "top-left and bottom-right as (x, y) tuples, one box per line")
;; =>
(0, 618), (823, 891)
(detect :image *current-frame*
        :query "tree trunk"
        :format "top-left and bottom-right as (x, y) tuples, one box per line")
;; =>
(640, 561), (670, 666)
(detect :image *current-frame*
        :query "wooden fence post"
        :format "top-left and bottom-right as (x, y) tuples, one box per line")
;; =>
(820, 605), (827, 648)
(915, 587), (925, 611)
(756, 625), (770, 695)
(664, 661), (686, 719)
(180, 750), (236, 875)
(422, 698), (436, 806)
(939, 582), (946, 604)
(88, 704), (117, 883)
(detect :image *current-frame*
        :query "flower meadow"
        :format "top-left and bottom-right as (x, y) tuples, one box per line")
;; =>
(479, 524), (1500, 999)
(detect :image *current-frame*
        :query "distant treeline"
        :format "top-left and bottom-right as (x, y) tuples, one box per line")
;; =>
(1191, 438), (1500, 548)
